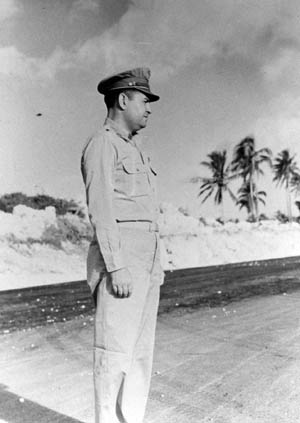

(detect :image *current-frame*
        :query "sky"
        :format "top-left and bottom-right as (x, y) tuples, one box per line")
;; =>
(1, 0), (300, 218)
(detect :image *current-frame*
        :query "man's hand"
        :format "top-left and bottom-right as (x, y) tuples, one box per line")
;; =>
(110, 268), (133, 297)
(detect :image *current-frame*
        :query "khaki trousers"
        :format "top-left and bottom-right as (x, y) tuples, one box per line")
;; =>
(93, 227), (163, 423)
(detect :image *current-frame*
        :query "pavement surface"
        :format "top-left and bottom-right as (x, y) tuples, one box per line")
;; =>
(2, 256), (300, 334)
(1, 258), (300, 422)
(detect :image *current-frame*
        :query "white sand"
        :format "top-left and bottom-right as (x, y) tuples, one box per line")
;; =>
(1, 203), (300, 291)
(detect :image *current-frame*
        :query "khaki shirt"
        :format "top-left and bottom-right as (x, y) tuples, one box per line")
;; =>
(81, 118), (159, 273)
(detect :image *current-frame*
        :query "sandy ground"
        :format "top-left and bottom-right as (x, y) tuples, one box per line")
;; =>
(0, 241), (87, 291)
(1, 204), (300, 291)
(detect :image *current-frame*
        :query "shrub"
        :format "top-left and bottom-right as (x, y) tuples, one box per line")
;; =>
(227, 218), (239, 223)
(178, 206), (190, 216)
(5, 214), (93, 249)
(0, 192), (84, 217)
(275, 210), (289, 223)
(41, 216), (92, 248)
(199, 216), (207, 225)
(258, 213), (268, 221)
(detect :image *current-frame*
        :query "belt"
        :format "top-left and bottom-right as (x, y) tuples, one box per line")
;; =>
(116, 220), (159, 232)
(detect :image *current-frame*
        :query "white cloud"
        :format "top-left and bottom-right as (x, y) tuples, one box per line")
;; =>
(73, 0), (99, 12)
(65, 0), (300, 84)
(254, 95), (300, 154)
(0, 46), (34, 77)
(37, 47), (73, 79)
(2, 0), (300, 88)
(0, 45), (71, 80)
(263, 49), (295, 82)
(262, 48), (300, 90)
(69, 0), (99, 21)
(0, 0), (22, 22)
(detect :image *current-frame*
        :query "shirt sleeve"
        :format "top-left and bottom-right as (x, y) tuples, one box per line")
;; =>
(81, 132), (125, 272)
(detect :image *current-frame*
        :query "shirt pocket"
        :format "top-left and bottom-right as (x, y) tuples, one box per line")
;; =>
(115, 158), (149, 197)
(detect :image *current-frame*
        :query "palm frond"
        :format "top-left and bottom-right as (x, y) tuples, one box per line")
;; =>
(227, 188), (238, 203)
(199, 189), (214, 204)
(191, 149), (236, 208)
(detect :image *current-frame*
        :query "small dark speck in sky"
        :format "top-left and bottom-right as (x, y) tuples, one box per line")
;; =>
(36, 113), (42, 117)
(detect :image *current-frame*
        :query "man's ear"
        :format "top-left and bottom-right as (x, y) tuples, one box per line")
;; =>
(118, 92), (128, 111)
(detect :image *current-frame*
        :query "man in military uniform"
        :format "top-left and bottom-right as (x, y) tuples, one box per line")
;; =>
(81, 68), (164, 423)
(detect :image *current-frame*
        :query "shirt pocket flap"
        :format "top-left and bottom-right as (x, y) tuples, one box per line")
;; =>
(147, 157), (157, 175)
(150, 166), (157, 176)
(122, 159), (146, 174)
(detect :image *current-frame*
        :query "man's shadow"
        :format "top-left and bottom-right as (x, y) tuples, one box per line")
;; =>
(0, 384), (84, 423)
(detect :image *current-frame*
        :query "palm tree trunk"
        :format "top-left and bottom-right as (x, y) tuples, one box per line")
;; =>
(286, 180), (292, 222)
(219, 201), (225, 222)
(249, 175), (256, 222)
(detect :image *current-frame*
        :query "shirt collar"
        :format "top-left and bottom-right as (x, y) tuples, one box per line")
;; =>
(104, 117), (135, 143)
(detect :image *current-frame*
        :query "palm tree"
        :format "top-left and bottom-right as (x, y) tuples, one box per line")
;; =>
(291, 172), (300, 196)
(291, 173), (300, 219)
(236, 181), (267, 219)
(191, 150), (237, 218)
(273, 149), (299, 221)
(231, 136), (272, 220)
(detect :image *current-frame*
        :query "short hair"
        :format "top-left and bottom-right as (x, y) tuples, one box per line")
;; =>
(104, 89), (136, 109)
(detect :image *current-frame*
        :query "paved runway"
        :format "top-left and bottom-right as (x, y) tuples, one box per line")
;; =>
(1, 257), (300, 422)
(2, 256), (300, 334)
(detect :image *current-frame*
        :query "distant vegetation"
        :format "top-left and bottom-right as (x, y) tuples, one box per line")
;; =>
(0, 192), (85, 217)
(191, 136), (300, 222)
(39, 216), (92, 248)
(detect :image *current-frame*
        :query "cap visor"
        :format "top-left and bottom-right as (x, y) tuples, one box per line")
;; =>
(98, 85), (159, 102)
(136, 88), (160, 102)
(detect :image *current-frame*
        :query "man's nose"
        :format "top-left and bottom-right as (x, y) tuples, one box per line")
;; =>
(146, 103), (151, 114)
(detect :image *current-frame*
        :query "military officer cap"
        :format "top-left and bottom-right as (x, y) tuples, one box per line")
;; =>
(97, 67), (160, 102)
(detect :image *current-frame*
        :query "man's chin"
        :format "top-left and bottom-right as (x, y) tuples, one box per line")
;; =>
(139, 121), (147, 129)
